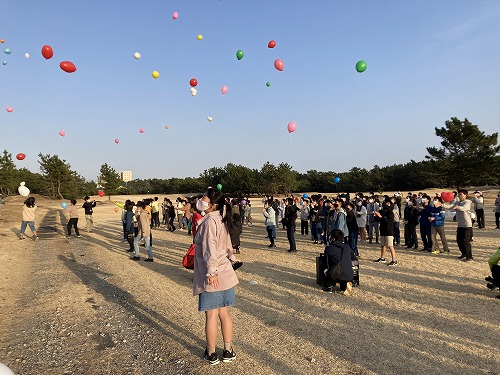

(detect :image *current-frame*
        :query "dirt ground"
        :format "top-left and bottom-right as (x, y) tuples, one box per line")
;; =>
(0, 191), (499, 375)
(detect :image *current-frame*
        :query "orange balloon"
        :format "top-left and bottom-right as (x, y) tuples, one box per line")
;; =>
(114, 207), (119, 213)
(0, 39), (5, 44)
(165, 125), (169, 129)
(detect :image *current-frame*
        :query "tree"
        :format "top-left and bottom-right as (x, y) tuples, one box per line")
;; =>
(0, 150), (18, 195)
(259, 162), (279, 194)
(38, 153), (83, 199)
(426, 117), (500, 189)
(99, 163), (122, 196)
(276, 162), (298, 194)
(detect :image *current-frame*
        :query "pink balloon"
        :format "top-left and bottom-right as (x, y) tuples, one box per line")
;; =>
(5, 107), (13, 113)
(274, 59), (284, 71)
(59, 130), (65, 137)
(139, 128), (145, 133)
(172, 11), (178, 19)
(287, 122), (297, 133)
(221, 85), (228, 94)
(114, 139), (119, 144)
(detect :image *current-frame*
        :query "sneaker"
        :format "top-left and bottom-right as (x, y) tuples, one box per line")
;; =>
(33, 236), (39, 241)
(144, 258), (154, 262)
(267, 244), (276, 248)
(485, 276), (494, 282)
(387, 260), (398, 267)
(373, 257), (386, 263)
(287, 249), (297, 253)
(222, 348), (236, 363)
(19, 237), (25, 240)
(463, 258), (473, 262)
(431, 250), (440, 254)
(457, 256), (466, 261)
(126, 249), (134, 252)
(204, 349), (220, 365)
(342, 282), (353, 296)
(130, 256), (140, 261)
(486, 283), (496, 290)
(77, 235), (82, 238)
(322, 286), (333, 293)
(66, 236), (71, 239)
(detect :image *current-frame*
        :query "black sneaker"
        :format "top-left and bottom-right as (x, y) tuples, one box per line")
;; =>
(485, 276), (494, 282)
(373, 257), (386, 263)
(126, 249), (134, 252)
(457, 256), (467, 261)
(322, 286), (333, 293)
(130, 256), (140, 261)
(222, 348), (236, 362)
(387, 260), (398, 267)
(144, 258), (154, 262)
(204, 349), (220, 365)
(287, 249), (297, 253)
(486, 283), (496, 290)
(267, 244), (276, 248)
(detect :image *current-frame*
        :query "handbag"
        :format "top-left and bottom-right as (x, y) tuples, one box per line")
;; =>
(182, 243), (196, 269)
(327, 244), (344, 280)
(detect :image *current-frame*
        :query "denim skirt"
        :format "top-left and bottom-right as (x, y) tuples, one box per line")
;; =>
(198, 287), (236, 312)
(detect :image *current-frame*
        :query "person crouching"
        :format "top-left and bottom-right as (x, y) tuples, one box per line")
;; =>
(322, 229), (355, 296)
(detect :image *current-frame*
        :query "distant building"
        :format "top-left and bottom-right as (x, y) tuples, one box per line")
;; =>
(120, 171), (133, 182)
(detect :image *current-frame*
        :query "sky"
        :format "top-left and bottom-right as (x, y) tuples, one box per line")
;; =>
(1, 0), (500, 181)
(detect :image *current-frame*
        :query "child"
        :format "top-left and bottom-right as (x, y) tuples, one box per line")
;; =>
(229, 213), (243, 254)
(19, 197), (39, 241)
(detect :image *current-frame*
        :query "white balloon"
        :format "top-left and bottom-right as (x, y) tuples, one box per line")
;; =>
(191, 88), (197, 96)
(25, 53), (29, 58)
(0, 363), (15, 375)
(207, 117), (213, 122)
(18, 181), (30, 197)
(133, 52), (141, 60)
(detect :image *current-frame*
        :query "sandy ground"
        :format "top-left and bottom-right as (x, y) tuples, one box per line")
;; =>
(0, 191), (499, 375)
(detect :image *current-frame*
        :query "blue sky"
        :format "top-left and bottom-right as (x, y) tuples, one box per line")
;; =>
(2, 1), (500, 181)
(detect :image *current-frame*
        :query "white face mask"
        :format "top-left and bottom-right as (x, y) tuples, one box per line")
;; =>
(421, 198), (427, 203)
(408, 202), (413, 206)
(196, 199), (210, 212)
(369, 199), (374, 203)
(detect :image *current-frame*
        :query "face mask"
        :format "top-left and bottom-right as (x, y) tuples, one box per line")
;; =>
(196, 199), (209, 212)
(408, 202), (413, 207)
(406, 198), (410, 202)
(421, 198), (427, 203)
(369, 199), (374, 203)
(357, 202), (362, 206)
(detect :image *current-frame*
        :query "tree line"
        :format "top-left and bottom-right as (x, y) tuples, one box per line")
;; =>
(1, 117), (498, 198)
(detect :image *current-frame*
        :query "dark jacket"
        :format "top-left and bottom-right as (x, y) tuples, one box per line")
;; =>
(404, 205), (419, 226)
(82, 200), (96, 215)
(284, 205), (298, 227)
(324, 241), (354, 282)
(346, 209), (358, 233)
(229, 219), (242, 247)
(419, 204), (432, 227)
(379, 204), (395, 236)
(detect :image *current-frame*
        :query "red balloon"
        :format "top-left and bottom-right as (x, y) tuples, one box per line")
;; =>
(274, 59), (284, 71)
(268, 40), (276, 48)
(97, 190), (105, 197)
(60, 61), (76, 73)
(190, 78), (198, 87)
(441, 192), (454, 203)
(41, 45), (53, 59)
(16, 153), (26, 161)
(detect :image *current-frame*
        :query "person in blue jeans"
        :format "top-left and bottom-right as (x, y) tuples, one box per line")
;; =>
(346, 203), (359, 256)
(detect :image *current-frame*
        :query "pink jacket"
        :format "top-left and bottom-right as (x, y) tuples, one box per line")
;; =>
(193, 211), (238, 296)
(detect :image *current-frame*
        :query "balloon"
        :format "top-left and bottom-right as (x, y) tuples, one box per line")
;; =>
(274, 59), (284, 71)
(334, 176), (341, 184)
(241, 200), (247, 205)
(61, 202), (68, 209)
(190, 78), (198, 87)
(0, 39), (4, 43)
(60, 61), (76, 73)
(216, 183), (222, 190)
(25, 53), (29, 58)
(3, 47), (12, 54)
(236, 50), (244, 60)
(41, 45), (53, 59)
(287, 122), (297, 133)
(268, 40), (276, 48)
(18, 182), (30, 197)
(221, 85), (228, 94)
(98, 190), (105, 197)
(5, 107), (13, 113)
(59, 130), (65, 137)
(2, 61), (6, 65)
(303, 194), (309, 199)
(172, 11), (179, 19)
(356, 60), (367, 73)
(133, 52), (141, 59)
(16, 153), (26, 161)
(441, 192), (454, 203)
(197, 35), (203, 41)
(164, 125), (169, 129)
(191, 87), (197, 96)
(266, 82), (270, 87)
(139, 128), (145, 133)
(114, 139), (119, 144)
(114, 207), (119, 213)
(152, 70), (159, 79)
(207, 117), (213, 122)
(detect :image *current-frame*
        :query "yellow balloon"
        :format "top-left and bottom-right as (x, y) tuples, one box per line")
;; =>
(152, 70), (160, 79)
(197, 34), (203, 40)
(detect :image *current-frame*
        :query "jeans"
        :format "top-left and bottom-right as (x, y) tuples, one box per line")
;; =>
(20, 221), (36, 235)
(368, 221), (379, 242)
(266, 226), (275, 245)
(122, 221), (128, 240)
(456, 227), (473, 259)
(316, 222), (323, 243)
(134, 235), (153, 258)
(393, 222), (400, 245)
(67, 218), (80, 236)
(286, 224), (296, 251)
(420, 225), (432, 249)
(152, 212), (160, 228)
(300, 220), (309, 235)
(348, 230), (359, 256)
(431, 226), (449, 252)
(85, 214), (93, 232)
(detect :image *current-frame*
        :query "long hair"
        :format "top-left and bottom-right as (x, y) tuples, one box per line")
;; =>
(206, 188), (234, 233)
(24, 197), (35, 208)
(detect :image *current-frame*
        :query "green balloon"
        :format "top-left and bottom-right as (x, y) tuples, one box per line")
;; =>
(356, 60), (367, 73)
(236, 50), (244, 60)
(216, 183), (222, 190)
(266, 82), (270, 87)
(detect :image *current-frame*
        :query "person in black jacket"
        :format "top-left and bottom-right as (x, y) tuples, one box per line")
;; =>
(229, 213), (242, 254)
(404, 198), (419, 249)
(284, 197), (298, 252)
(323, 229), (355, 296)
(82, 196), (97, 232)
(346, 203), (359, 256)
(373, 199), (398, 266)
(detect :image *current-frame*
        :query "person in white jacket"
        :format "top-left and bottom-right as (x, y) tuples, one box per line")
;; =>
(355, 201), (367, 242)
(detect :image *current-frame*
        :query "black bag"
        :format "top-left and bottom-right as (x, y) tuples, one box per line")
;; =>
(327, 244), (344, 280)
(352, 258), (359, 286)
(316, 254), (328, 287)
